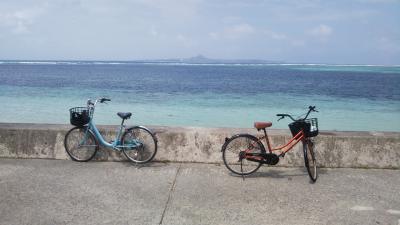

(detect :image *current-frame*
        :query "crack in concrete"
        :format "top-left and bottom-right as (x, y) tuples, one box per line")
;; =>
(159, 163), (181, 225)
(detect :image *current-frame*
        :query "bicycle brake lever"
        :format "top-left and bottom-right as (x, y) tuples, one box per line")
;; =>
(278, 116), (284, 121)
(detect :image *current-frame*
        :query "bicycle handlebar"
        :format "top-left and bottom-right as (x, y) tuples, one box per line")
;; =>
(308, 106), (318, 113)
(276, 106), (318, 122)
(100, 98), (111, 103)
(87, 97), (111, 107)
(276, 113), (296, 121)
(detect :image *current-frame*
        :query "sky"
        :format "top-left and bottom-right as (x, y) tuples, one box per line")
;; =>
(0, 0), (399, 65)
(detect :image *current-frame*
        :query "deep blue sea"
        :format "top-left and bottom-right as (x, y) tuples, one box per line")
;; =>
(1, 61), (399, 131)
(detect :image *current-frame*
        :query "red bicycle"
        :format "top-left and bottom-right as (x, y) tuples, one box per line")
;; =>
(221, 106), (319, 182)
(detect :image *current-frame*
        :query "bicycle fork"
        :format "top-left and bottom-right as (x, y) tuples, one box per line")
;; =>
(78, 126), (92, 146)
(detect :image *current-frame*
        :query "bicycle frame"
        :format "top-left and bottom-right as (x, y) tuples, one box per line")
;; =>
(89, 120), (122, 149)
(81, 117), (141, 151)
(259, 129), (306, 155)
(243, 129), (306, 162)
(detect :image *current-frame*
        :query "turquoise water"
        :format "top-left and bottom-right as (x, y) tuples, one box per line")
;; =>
(0, 62), (399, 131)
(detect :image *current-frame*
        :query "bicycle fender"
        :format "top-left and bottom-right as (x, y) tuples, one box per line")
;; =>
(221, 134), (245, 151)
(221, 136), (232, 152)
(125, 126), (158, 143)
(221, 133), (265, 152)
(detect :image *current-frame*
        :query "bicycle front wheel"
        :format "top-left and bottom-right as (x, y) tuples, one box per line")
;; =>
(121, 126), (157, 164)
(64, 127), (99, 162)
(222, 134), (264, 175)
(303, 139), (318, 182)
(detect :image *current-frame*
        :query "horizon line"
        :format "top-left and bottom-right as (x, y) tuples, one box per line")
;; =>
(0, 59), (399, 67)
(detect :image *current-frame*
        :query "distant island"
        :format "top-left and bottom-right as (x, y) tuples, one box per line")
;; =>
(136, 55), (283, 64)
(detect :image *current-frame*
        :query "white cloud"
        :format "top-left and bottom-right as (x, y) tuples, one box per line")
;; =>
(291, 40), (306, 47)
(377, 37), (400, 53)
(150, 26), (159, 37)
(208, 32), (219, 39)
(221, 16), (243, 24)
(263, 30), (287, 40)
(0, 7), (45, 34)
(177, 34), (195, 47)
(210, 23), (255, 40)
(135, 0), (201, 19)
(308, 24), (333, 37)
(261, 28), (308, 48)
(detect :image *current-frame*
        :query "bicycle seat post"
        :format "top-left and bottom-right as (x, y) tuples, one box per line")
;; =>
(261, 128), (273, 152)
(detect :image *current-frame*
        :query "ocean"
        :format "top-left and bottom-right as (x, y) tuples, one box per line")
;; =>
(0, 61), (399, 132)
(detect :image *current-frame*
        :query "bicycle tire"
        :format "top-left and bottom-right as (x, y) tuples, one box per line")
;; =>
(303, 139), (318, 182)
(222, 134), (264, 175)
(121, 126), (157, 164)
(64, 126), (99, 162)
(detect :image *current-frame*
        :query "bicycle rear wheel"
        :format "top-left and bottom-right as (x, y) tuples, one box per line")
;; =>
(122, 126), (157, 164)
(303, 139), (318, 182)
(222, 134), (264, 175)
(64, 127), (99, 162)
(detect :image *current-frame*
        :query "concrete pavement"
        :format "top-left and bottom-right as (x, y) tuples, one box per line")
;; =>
(0, 159), (399, 225)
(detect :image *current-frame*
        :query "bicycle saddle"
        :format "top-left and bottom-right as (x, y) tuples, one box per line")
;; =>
(117, 112), (132, 120)
(254, 122), (272, 130)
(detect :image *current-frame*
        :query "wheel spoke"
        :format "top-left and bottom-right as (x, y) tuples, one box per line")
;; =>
(222, 135), (263, 176)
(64, 127), (98, 162)
(122, 127), (157, 164)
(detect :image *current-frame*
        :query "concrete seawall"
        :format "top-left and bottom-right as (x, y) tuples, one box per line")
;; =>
(0, 123), (399, 168)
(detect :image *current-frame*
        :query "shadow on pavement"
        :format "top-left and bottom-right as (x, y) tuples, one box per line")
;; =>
(120, 161), (172, 169)
(227, 167), (329, 180)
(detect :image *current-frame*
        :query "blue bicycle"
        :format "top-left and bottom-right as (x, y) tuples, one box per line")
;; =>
(64, 97), (157, 163)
